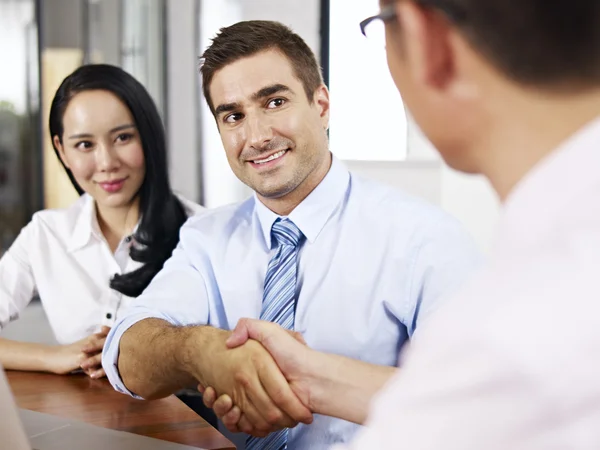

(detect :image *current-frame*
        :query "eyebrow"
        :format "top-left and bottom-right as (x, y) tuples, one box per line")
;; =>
(213, 83), (292, 117)
(252, 83), (291, 101)
(67, 123), (135, 140)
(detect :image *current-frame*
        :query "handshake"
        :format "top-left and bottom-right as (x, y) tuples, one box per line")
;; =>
(194, 319), (319, 438)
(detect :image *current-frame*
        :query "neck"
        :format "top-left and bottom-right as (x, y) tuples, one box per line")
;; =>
(476, 85), (600, 201)
(258, 152), (332, 216)
(95, 197), (141, 252)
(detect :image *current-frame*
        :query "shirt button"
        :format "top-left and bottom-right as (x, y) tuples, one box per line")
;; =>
(106, 312), (113, 319)
(125, 236), (132, 243)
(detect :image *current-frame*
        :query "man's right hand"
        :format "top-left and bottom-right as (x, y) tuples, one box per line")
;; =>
(186, 326), (313, 435)
(199, 320), (316, 436)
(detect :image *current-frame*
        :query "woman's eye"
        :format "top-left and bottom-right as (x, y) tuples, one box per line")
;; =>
(75, 141), (93, 151)
(116, 133), (132, 143)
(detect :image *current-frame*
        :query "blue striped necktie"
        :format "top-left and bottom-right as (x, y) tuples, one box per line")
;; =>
(246, 218), (304, 450)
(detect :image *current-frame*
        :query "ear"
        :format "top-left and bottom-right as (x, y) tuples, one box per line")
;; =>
(396, 1), (456, 92)
(53, 135), (70, 169)
(313, 84), (330, 130)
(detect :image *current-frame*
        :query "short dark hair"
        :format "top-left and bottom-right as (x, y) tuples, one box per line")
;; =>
(49, 64), (188, 297)
(200, 20), (323, 113)
(402, 0), (600, 90)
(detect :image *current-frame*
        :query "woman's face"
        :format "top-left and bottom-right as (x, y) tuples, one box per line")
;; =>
(53, 90), (146, 210)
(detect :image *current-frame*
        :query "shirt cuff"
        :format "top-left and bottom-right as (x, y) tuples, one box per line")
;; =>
(102, 311), (171, 399)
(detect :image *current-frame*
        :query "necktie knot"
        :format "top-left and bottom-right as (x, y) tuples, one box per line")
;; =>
(271, 218), (303, 248)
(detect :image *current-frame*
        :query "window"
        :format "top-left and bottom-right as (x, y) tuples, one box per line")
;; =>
(327, 0), (408, 161)
(0, 0), (41, 253)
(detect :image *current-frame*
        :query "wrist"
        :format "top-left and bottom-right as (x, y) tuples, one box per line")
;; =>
(300, 348), (335, 414)
(177, 326), (230, 387)
(44, 344), (65, 374)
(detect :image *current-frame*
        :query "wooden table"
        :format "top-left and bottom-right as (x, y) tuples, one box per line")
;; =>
(7, 371), (235, 450)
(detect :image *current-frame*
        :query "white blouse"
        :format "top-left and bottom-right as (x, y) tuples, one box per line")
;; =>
(0, 193), (203, 344)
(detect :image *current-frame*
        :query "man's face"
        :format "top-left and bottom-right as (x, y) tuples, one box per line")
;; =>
(209, 49), (331, 200)
(382, 1), (483, 173)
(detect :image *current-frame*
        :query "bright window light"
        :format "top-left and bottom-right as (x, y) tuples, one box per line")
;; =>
(328, 0), (408, 161)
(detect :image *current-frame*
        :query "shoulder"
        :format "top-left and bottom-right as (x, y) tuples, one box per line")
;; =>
(27, 195), (89, 238)
(348, 172), (471, 242)
(173, 193), (206, 217)
(181, 197), (254, 239)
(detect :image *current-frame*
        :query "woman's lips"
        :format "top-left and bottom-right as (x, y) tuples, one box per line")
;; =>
(98, 178), (127, 193)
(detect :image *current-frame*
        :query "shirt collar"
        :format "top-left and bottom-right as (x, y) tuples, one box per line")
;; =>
(254, 154), (350, 249)
(68, 194), (99, 252)
(497, 115), (600, 247)
(68, 194), (140, 252)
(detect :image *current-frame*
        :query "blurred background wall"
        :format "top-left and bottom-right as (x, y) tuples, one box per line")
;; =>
(0, 0), (499, 259)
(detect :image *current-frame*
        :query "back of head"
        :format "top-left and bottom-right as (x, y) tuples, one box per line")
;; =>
(200, 20), (324, 113)
(380, 0), (600, 182)
(49, 64), (187, 297)
(420, 0), (600, 90)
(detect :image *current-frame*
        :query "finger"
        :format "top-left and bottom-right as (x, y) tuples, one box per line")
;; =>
(243, 363), (303, 429)
(202, 386), (217, 408)
(234, 399), (271, 433)
(89, 367), (106, 379)
(212, 394), (234, 417)
(258, 361), (313, 426)
(80, 352), (102, 371)
(237, 413), (269, 437)
(233, 373), (274, 432)
(222, 406), (243, 433)
(196, 384), (205, 394)
(82, 335), (106, 353)
(225, 318), (253, 348)
(99, 326), (111, 336)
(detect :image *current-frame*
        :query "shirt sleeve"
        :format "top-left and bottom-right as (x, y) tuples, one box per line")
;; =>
(404, 216), (483, 336)
(329, 318), (556, 450)
(0, 222), (37, 330)
(102, 228), (211, 397)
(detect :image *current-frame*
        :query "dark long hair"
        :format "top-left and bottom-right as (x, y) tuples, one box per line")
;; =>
(49, 64), (188, 297)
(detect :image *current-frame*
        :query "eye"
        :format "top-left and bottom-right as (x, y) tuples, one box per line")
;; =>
(267, 98), (286, 109)
(75, 141), (94, 151)
(224, 112), (244, 124)
(116, 132), (133, 143)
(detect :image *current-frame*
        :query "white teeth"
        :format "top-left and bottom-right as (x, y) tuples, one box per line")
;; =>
(253, 150), (286, 164)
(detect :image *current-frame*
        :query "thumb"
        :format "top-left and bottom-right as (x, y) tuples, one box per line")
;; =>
(288, 330), (307, 345)
(225, 318), (253, 348)
(228, 319), (299, 364)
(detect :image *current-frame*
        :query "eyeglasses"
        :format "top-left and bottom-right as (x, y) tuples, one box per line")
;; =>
(359, 5), (397, 48)
(359, 1), (467, 48)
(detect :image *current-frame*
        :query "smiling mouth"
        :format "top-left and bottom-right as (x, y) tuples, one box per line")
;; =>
(97, 177), (128, 193)
(251, 149), (288, 165)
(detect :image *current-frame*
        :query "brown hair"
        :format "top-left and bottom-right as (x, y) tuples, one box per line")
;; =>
(200, 20), (323, 113)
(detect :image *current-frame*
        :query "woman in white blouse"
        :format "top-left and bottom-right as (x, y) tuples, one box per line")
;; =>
(0, 64), (202, 379)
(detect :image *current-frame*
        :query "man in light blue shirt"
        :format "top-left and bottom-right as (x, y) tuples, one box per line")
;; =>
(103, 20), (481, 450)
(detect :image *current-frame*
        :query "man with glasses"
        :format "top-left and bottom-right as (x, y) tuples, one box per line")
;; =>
(206, 0), (600, 448)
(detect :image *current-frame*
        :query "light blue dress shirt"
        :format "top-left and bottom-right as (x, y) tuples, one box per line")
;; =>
(103, 155), (481, 449)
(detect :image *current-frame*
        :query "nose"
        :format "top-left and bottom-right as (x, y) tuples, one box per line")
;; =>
(95, 142), (120, 172)
(244, 113), (274, 150)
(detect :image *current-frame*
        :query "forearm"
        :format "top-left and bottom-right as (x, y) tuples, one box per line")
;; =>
(306, 351), (397, 424)
(117, 318), (227, 399)
(0, 337), (57, 373)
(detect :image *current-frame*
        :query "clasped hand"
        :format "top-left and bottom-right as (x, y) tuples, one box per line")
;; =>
(52, 326), (110, 378)
(198, 320), (313, 437)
